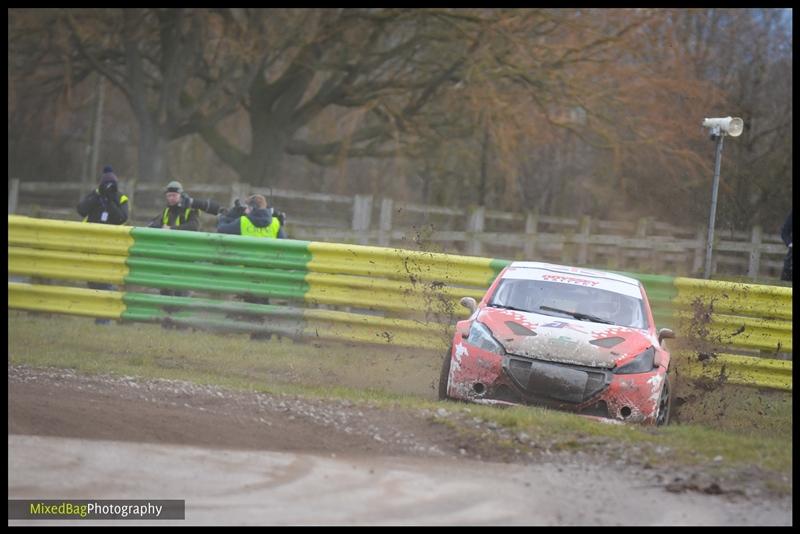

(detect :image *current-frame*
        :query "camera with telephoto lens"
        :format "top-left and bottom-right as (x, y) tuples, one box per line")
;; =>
(180, 193), (222, 215)
(100, 181), (117, 197)
(219, 198), (246, 218)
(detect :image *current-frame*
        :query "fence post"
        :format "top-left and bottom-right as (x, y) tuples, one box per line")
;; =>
(634, 216), (654, 272)
(465, 206), (485, 256)
(231, 182), (249, 206)
(523, 211), (539, 259)
(8, 178), (20, 214)
(576, 215), (591, 265)
(560, 231), (573, 264)
(692, 226), (706, 275)
(608, 242), (622, 270)
(747, 224), (762, 280)
(635, 216), (650, 238)
(378, 197), (393, 247)
(126, 178), (137, 221)
(352, 194), (373, 244)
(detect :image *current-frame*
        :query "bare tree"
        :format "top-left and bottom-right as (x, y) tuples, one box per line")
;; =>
(9, 9), (95, 181)
(193, 9), (489, 186)
(58, 8), (269, 182)
(10, 8), (790, 232)
(388, 9), (716, 215)
(624, 8), (792, 229)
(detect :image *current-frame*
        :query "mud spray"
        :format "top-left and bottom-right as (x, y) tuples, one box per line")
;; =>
(670, 295), (790, 437)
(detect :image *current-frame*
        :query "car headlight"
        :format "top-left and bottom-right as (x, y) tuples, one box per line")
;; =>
(466, 321), (505, 355)
(614, 346), (656, 374)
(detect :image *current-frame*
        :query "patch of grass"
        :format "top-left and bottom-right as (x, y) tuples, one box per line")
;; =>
(8, 311), (441, 401)
(8, 311), (792, 484)
(673, 378), (792, 438)
(764, 477), (793, 495)
(428, 401), (790, 474)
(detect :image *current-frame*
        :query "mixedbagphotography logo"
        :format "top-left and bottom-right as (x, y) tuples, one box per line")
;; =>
(8, 500), (185, 520)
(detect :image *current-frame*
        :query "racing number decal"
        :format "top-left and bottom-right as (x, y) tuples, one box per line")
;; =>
(541, 321), (588, 333)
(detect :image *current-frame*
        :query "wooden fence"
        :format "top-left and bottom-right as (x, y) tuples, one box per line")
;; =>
(8, 178), (789, 280)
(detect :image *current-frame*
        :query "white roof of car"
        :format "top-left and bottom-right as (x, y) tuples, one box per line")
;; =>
(503, 262), (643, 299)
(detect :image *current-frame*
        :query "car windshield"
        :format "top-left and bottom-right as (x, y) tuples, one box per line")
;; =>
(488, 279), (648, 329)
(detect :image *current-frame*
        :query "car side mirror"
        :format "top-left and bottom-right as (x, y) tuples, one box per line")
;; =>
(460, 297), (477, 314)
(658, 328), (675, 344)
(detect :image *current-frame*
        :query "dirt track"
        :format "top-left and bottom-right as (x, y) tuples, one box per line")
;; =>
(8, 365), (462, 458)
(8, 365), (793, 525)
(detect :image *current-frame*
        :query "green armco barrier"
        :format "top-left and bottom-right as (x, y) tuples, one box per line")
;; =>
(127, 227), (504, 312)
(126, 256), (310, 299)
(490, 258), (512, 278)
(130, 227), (313, 269)
(614, 271), (678, 329)
(122, 291), (450, 349)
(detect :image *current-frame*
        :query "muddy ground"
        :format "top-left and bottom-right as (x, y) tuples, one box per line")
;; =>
(7, 365), (792, 525)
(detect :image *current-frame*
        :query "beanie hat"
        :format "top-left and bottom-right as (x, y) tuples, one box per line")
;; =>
(99, 166), (118, 185)
(165, 180), (183, 193)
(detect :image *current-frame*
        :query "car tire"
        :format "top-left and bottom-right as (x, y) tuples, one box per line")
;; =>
(655, 373), (672, 426)
(438, 346), (453, 401)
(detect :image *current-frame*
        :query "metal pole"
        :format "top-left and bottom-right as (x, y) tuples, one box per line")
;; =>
(89, 75), (106, 185)
(703, 134), (725, 279)
(81, 74), (105, 199)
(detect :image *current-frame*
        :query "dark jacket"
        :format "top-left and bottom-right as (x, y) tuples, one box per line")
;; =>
(217, 207), (285, 238)
(148, 202), (200, 231)
(77, 189), (129, 224)
(780, 210), (792, 247)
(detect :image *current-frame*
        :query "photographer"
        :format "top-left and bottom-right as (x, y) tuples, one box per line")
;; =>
(77, 165), (129, 325)
(218, 194), (285, 340)
(147, 180), (221, 231)
(217, 194), (286, 238)
(77, 166), (129, 225)
(147, 180), (223, 322)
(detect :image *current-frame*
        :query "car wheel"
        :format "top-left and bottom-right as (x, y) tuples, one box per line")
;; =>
(438, 346), (453, 401)
(655, 374), (672, 426)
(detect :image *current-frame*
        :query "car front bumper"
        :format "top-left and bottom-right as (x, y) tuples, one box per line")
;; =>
(446, 340), (665, 424)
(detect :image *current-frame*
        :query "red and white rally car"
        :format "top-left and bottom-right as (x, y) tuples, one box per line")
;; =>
(439, 262), (675, 425)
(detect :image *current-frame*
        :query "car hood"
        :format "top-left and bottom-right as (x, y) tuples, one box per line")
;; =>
(477, 308), (655, 368)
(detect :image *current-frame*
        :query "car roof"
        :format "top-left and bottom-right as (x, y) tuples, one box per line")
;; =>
(503, 262), (643, 299)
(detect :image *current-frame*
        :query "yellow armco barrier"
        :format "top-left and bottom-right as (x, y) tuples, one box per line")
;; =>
(673, 311), (792, 353)
(674, 277), (792, 320)
(304, 272), (485, 316)
(9, 282), (125, 319)
(307, 242), (500, 287)
(9, 247), (128, 284)
(673, 277), (792, 391)
(682, 353), (792, 391)
(303, 308), (451, 350)
(673, 277), (792, 354)
(8, 215), (133, 256)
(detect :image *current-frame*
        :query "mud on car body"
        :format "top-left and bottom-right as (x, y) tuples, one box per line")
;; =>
(439, 262), (675, 425)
